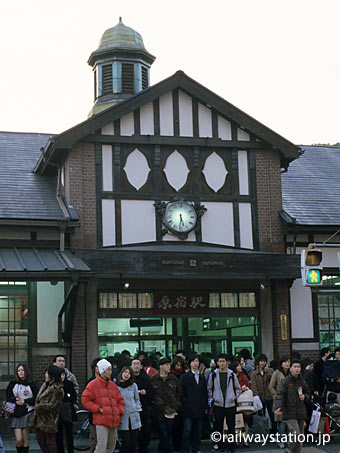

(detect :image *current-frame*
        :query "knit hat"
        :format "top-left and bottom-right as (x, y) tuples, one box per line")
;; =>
(97, 359), (112, 375)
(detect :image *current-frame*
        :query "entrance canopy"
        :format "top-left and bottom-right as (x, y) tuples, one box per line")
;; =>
(0, 247), (92, 280)
(77, 245), (300, 280)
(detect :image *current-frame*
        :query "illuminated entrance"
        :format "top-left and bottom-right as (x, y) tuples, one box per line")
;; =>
(98, 290), (260, 358)
(98, 291), (260, 357)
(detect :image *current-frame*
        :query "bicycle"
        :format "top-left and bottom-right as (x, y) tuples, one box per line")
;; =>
(73, 409), (90, 451)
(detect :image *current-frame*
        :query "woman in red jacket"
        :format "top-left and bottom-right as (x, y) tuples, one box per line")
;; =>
(82, 359), (124, 453)
(230, 361), (252, 448)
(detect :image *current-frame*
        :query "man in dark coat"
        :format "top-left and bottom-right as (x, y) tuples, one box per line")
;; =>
(180, 354), (208, 453)
(275, 360), (310, 453)
(313, 347), (330, 395)
(131, 358), (154, 453)
(150, 357), (180, 453)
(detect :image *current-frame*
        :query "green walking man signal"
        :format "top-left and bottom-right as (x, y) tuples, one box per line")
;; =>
(301, 246), (323, 286)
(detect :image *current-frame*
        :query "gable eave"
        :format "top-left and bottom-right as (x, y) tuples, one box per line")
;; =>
(37, 70), (301, 172)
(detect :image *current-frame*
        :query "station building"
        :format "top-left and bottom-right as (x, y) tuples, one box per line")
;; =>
(2, 19), (334, 391)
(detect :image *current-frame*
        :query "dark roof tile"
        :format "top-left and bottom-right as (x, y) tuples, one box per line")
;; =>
(282, 146), (340, 225)
(0, 132), (66, 220)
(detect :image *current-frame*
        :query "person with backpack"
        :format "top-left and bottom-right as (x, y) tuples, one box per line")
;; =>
(207, 354), (241, 453)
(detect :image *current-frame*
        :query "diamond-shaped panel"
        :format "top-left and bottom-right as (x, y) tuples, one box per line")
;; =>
(202, 152), (228, 192)
(163, 150), (190, 191)
(123, 148), (150, 190)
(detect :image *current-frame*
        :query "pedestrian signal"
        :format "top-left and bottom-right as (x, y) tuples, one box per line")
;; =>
(301, 248), (323, 287)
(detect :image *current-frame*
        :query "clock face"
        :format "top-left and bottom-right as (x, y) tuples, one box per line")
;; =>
(163, 201), (197, 234)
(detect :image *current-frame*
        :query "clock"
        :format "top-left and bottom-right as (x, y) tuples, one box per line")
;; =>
(163, 201), (197, 236)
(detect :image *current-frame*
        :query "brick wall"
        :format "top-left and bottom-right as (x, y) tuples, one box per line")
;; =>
(31, 355), (52, 387)
(256, 149), (284, 253)
(65, 141), (97, 249)
(271, 279), (291, 359)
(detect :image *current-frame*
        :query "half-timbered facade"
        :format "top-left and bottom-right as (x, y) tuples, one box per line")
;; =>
(0, 19), (303, 390)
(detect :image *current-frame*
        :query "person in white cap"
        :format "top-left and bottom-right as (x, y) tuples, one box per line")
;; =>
(82, 359), (124, 453)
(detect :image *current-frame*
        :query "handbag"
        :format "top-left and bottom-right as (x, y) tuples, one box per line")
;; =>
(237, 389), (254, 414)
(1, 401), (16, 416)
(309, 409), (321, 434)
(253, 395), (263, 412)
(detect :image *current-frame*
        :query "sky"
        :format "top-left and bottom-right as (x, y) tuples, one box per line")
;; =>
(0, 0), (339, 145)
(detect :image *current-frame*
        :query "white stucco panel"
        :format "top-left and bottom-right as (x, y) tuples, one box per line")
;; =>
(239, 203), (253, 249)
(290, 278), (314, 338)
(102, 199), (115, 246)
(159, 92), (174, 136)
(101, 122), (114, 135)
(121, 200), (156, 244)
(201, 202), (234, 246)
(238, 150), (249, 195)
(202, 152), (228, 193)
(120, 112), (134, 136)
(124, 148), (150, 190)
(163, 150), (190, 191)
(140, 102), (154, 135)
(198, 103), (212, 138)
(218, 116), (232, 140)
(237, 128), (250, 141)
(102, 145), (113, 191)
(178, 90), (193, 137)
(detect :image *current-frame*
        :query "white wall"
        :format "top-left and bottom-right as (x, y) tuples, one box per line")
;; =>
(239, 203), (253, 249)
(198, 103), (212, 138)
(238, 150), (249, 195)
(102, 199), (115, 246)
(102, 145), (113, 191)
(159, 93), (174, 136)
(290, 278), (314, 338)
(37, 282), (64, 343)
(140, 102), (154, 135)
(201, 202), (234, 246)
(178, 90), (193, 137)
(121, 200), (156, 244)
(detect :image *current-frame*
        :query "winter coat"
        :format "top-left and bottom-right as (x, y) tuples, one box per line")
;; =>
(269, 369), (287, 421)
(59, 379), (77, 425)
(30, 381), (64, 433)
(117, 383), (142, 430)
(244, 360), (255, 380)
(134, 370), (154, 411)
(207, 369), (241, 409)
(150, 372), (180, 418)
(313, 358), (326, 393)
(6, 380), (39, 416)
(323, 359), (340, 393)
(82, 376), (124, 428)
(251, 368), (273, 404)
(237, 372), (251, 390)
(64, 368), (79, 400)
(180, 371), (208, 419)
(275, 374), (310, 421)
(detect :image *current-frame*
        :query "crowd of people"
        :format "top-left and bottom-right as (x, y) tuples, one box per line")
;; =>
(5, 346), (340, 453)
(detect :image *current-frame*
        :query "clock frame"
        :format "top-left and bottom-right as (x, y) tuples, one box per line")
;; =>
(154, 199), (207, 240)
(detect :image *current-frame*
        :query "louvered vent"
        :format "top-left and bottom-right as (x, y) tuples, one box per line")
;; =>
(122, 63), (135, 93)
(102, 64), (113, 95)
(142, 67), (148, 89)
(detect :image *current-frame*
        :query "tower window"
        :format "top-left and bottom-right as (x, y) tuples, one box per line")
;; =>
(122, 64), (135, 93)
(102, 64), (113, 95)
(142, 67), (148, 90)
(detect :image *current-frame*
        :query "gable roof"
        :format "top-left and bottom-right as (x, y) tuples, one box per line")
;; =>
(36, 70), (301, 174)
(281, 145), (340, 227)
(0, 131), (69, 221)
